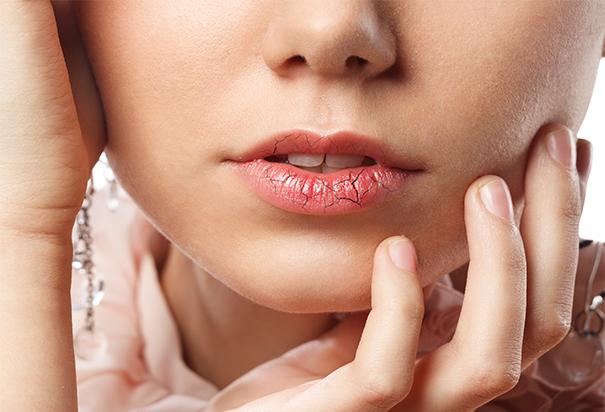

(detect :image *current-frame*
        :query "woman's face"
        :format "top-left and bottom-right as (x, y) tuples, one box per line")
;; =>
(76, 0), (605, 313)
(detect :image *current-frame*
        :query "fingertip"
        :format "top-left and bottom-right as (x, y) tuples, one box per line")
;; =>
(545, 127), (576, 170)
(371, 236), (422, 309)
(465, 175), (515, 223)
(387, 237), (417, 273)
(478, 177), (514, 221)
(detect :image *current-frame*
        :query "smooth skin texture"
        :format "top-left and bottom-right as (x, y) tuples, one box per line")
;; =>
(0, 0), (602, 410)
(71, 0), (603, 312)
(72, 1), (605, 386)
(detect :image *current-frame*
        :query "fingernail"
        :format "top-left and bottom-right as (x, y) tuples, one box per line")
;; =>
(479, 179), (514, 221)
(389, 238), (417, 272)
(577, 140), (593, 183)
(546, 128), (576, 169)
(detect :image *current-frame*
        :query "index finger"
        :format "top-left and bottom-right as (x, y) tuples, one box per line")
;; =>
(281, 237), (424, 412)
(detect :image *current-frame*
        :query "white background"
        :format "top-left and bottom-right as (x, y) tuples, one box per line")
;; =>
(579, 61), (605, 241)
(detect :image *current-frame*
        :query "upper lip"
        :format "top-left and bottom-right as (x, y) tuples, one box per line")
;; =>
(232, 129), (424, 171)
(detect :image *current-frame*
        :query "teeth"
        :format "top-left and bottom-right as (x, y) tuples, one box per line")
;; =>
(321, 164), (342, 173)
(287, 153), (325, 167)
(325, 154), (366, 168)
(299, 165), (323, 173)
(283, 153), (372, 173)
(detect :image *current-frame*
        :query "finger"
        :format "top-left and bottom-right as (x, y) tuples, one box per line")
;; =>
(577, 138), (592, 208)
(520, 125), (582, 368)
(401, 176), (526, 412)
(283, 237), (424, 412)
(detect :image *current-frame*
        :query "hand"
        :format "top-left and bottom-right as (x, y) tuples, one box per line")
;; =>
(0, 0), (104, 238)
(204, 124), (587, 412)
(0, 2), (104, 410)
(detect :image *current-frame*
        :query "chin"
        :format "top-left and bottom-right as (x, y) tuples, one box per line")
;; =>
(234, 263), (374, 314)
(184, 220), (470, 314)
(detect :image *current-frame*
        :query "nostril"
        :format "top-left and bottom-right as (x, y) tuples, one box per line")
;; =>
(289, 55), (307, 64)
(262, 0), (396, 78)
(345, 56), (369, 69)
(280, 55), (308, 71)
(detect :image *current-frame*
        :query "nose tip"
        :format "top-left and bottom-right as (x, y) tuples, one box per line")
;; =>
(262, 0), (396, 78)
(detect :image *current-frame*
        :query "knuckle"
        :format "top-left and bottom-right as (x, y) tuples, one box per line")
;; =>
(465, 361), (521, 402)
(526, 313), (571, 354)
(558, 190), (583, 223)
(562, 201), (583, 223)
(358, 374), (411, 409)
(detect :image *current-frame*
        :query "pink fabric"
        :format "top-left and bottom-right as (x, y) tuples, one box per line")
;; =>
(73, 188), (604, 411)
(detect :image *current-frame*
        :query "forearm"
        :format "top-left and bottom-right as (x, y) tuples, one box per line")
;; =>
(0, 233), (77, 411)
(0, 0), (96, 408)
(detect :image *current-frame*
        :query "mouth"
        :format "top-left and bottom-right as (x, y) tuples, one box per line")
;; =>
(229, 131), (422, 215)
(264, 152), (377, 173)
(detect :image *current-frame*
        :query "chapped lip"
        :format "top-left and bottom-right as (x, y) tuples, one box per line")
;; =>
(229, 130), (424, 215)
(233, 130), (420, 169)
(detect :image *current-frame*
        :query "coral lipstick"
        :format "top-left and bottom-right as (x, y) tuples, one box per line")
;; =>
(236, 159), (409, 214)
(231, 131), (420, 215)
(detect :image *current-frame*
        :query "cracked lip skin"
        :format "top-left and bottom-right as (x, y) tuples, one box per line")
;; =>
(229, 130), (423, 215)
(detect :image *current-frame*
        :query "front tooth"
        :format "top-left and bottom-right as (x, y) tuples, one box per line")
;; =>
(321, 164), (342, 174)
(299, 165), (322, 173)
(325, 154), (366, 168)
(288, 153), (325, 167)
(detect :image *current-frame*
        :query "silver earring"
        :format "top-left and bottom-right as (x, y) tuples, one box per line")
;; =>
(72, 179), (108, 360)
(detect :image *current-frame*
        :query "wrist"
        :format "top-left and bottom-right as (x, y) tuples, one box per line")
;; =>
(0, 230), (73, 293)
(0, 204), (79, 240)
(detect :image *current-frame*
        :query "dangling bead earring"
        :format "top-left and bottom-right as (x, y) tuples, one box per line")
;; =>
(72, 178), (108, 360)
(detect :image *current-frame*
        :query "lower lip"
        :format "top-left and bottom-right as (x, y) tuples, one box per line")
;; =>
(232, 159), (412, 215)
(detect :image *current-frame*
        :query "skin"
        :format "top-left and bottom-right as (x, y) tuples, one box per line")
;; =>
(0, 0), (603, 410)
(72, 0), (604, 387)
(74, 0), (603, 311)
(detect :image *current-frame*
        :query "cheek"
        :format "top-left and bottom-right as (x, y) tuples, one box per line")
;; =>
(76, 0), (273, 150)
(77, 0), (604, 312)
(385, 0), (604, 206)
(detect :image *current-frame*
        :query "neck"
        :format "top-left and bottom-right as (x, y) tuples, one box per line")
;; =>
(160, 244), (336, 389)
